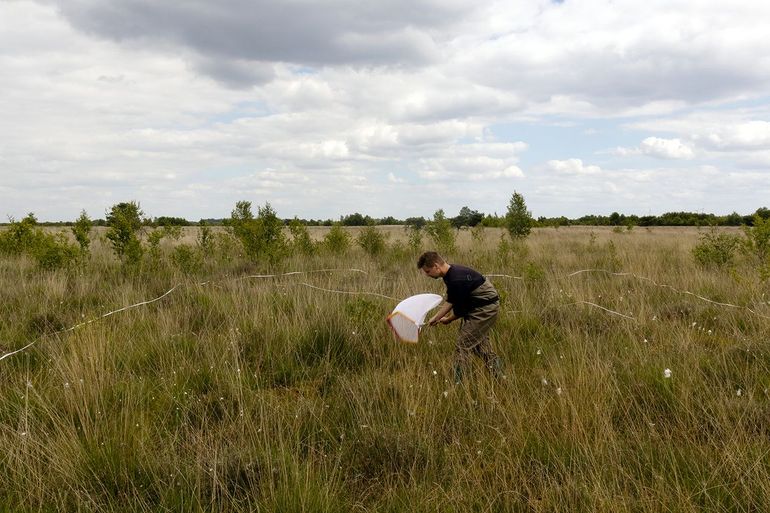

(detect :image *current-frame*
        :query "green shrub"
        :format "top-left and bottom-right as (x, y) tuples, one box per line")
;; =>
(0, 213), (40, 255)
(743, 215), (770, 270)
(71, 210), (92, 254)
(356, 225), (386, 256)
(215, 232), (240, 263)
(323, 224), (351, 255)
(105, 201), (145, 265)
(32, 232), (80, 270)
(406, 225), (422, 252)
(171, 244), (203, 275)
(289, 217), (315, 255)
(145, 229), (165, 261)
(0, 214), (79, 270)
(505, 191), (533, 240)
(196, 221), (214, 253)
(160, 225), (182, 241)
(425, 209), (455, 254)
(228, 200), (287, 264)
(693, 229), (741, 267)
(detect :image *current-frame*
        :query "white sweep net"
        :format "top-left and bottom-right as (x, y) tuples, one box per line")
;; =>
(386, 293), (443, 343)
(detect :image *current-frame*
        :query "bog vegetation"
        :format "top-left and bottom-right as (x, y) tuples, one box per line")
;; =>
(1, 200), (770, 512)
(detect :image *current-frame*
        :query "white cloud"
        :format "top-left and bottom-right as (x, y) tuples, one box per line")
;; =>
(415, 142), (527, 181)
(530, 163), (769, 217)
(452, 1), (770, 116)
(2, 1), (770, 220)
(626, 112), (770, 170)
(545, 159), (601, 175)
(701, 121), (770, 150)
(612, 137), (695, 159)
(639, 137), (695, 159)
(49, 0), (469, 73)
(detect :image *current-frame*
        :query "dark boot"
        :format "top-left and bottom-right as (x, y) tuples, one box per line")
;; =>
(453, 365), (464, 385)
(488, 357), (504, 380)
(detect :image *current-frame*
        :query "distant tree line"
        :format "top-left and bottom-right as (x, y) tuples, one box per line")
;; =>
(536, 208), (770, 228)
(4, 194), (769, 279)
(3, 206), (768, 229)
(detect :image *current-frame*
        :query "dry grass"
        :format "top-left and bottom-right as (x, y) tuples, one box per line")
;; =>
(1, 226), (769, 512)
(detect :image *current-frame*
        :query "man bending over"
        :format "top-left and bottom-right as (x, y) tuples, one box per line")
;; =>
(418, 251), (503, 383)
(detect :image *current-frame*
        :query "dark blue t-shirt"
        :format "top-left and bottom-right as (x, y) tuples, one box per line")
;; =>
(443, 264), (485, 317)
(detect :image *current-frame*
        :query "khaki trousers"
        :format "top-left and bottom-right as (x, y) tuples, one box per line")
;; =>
(455, 300), (500, 373)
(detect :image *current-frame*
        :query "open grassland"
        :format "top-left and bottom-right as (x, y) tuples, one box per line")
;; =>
(2, 226), (770, 512)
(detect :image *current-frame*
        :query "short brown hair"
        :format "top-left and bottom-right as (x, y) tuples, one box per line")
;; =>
(417, 251), (444, 269)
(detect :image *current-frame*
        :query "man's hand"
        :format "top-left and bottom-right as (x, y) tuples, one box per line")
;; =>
(428, 313), (456, 326)
(439, 315), (455, 325)
(428, 302), (454, 327)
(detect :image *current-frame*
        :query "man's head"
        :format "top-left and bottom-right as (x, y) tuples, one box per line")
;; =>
(417, 251), (448, 279)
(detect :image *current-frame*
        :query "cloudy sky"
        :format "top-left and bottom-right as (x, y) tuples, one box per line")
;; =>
(2, 0), (769, 221)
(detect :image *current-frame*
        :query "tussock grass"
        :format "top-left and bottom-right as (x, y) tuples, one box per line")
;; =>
(1, 226), (770, 511)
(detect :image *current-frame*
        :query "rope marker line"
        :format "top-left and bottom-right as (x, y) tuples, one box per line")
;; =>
(3, 267), (766, 362)
(486, 274), (524, 280)
(66, 285), (180, 331)
(573, 301), (636, 321)
(297, 282), (397, 301)
(567, 269), (770, 320)
(0, 340), (37, 362)
(0, 285), (180, 363)
(240, 268), (368, 280)
(0, 269), (370, 362)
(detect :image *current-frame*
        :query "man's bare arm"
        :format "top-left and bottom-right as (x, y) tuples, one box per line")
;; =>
(428, 302), (454, 326)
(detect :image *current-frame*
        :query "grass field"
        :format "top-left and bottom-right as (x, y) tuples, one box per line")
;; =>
(2, 225), (770, 512)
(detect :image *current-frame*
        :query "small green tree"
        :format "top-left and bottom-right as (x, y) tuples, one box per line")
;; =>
(146, 229), (165, 262)
(33, 232), (80, 271)
(404, 216), (427, 229)
(452, 206), (484, 228)
(0, 214), (40, 255)
(744, 215), (770, 263)
(105, 201), (144, 265)
(356, 224), (386, 256)
(197, 221), (214, 253)
(228, 201), (287, 263)
(693, 229), (741, 268)
(481, 213), (502, 228)
(323, 223), (351, 254)
(406, 224), (422, 252)
(505, 191), (533, 240)
(289, 218), (315, 255)
(0, 213), (78, 270)
(425, 209), (456, 254)
(255, 203), (288, 263)
(228, 200), (258, 256)
(743, 215), (770, 279)
(341, 212), (369, 226)
(71, 210), (92, 254)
